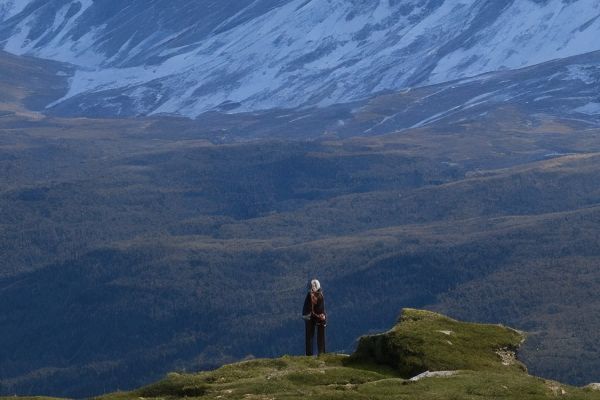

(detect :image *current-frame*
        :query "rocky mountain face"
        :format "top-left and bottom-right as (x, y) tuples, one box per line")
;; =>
(1, 0), (599, 117)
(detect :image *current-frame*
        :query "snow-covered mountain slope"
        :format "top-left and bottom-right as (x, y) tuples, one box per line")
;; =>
(171, 50), (600, 142)
(1, 0), (599, 117)
(349, 50), (600, 135)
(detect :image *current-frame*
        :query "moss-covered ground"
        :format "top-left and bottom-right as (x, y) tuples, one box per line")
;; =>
(90, 309), (600, 400)
(350, 308), (526, 375)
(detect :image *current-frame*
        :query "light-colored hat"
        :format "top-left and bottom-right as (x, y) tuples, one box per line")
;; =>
(310, 279), (321, 292)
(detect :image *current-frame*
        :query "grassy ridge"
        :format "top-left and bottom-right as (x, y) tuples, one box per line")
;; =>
(93, 310), (600, 400)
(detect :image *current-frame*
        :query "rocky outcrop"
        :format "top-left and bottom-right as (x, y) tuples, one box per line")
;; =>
(349, 308), (526, 376)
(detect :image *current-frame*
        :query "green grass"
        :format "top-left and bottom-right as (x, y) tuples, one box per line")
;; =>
(350, 308), (526, 376)
(93, 310), (600, 400)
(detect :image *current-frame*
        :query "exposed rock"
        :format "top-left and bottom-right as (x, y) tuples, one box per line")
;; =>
(585, 383), (600, 391)
(409, 371), (459, 381)
(546, 381), (567, 396)
(496, 347), (517, 366)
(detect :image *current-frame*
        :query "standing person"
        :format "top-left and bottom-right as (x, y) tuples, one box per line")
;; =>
(302, 279), (326, 356)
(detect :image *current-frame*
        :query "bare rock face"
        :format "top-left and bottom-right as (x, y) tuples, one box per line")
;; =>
(586, 383), (600, 391)
(496, 347), (518, 366)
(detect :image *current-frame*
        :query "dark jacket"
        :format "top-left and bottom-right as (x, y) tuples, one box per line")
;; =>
(302, 291), (326, 324)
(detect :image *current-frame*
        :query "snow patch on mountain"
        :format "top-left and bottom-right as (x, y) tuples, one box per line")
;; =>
(575, 103), (600, 115)
(3, 0), (100, 65)
(0, 0), (34, 22)
(429, 0), (600, 83)
(567, 65), (600, 84)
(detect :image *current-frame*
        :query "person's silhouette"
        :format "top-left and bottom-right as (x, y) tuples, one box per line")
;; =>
(302, 279), (326, 356)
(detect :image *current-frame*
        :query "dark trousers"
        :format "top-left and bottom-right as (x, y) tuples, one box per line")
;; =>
(305, 320), (326, 356)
